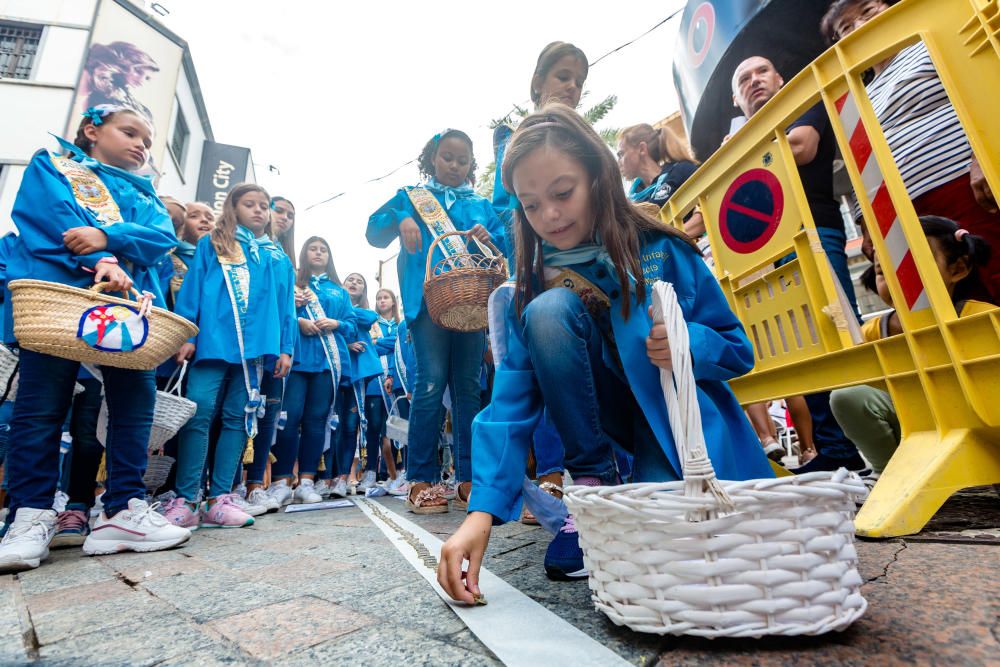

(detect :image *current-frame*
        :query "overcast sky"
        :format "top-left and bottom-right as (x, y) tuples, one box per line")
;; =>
(156, 0), (686, 295)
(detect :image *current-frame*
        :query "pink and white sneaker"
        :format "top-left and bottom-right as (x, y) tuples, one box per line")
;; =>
(201, 494), (255, 528)
(161, 497), (201, 531)
(83, 499), (191, 556)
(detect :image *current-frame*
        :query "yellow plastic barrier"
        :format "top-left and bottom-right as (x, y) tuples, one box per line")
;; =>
(661, 0), (1000, 538)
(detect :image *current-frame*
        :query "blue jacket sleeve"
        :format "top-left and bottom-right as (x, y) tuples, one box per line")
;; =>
(679, 247), (756, 381)
(468, 302), (543, 523)
(353, 307), (378, 331)
(329, 292), (357, 342)
(173, 239), (210, 344)
(278, 259), (297, 356)
(374, 329), (396, 356)
(12, 152), (113, 272)
(366, 189), (414, 249)
(101, 195), (177, 268)
(478, 198), (509, 260)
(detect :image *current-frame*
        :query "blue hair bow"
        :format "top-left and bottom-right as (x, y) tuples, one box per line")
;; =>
(83, 107), (108, 126)
(432, 132), (443, 146)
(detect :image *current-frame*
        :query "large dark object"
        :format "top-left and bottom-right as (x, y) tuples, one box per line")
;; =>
(195, 141), (251, 218)
(672, 0), (833, 161)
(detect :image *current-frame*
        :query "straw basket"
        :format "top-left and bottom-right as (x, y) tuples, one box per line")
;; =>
(423, 231), (507, 332)
(563, 281), (867, 638)
(0, 344), (18, 403)
(385, 395), (409, 445)
(97, 362), (196, 452)
(8, 279), (198, 370)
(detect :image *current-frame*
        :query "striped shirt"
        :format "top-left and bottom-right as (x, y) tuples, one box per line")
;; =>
(867, 41), (971, 200)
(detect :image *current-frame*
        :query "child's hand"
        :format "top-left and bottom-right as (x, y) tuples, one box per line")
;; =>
(315, 317), (339, 332)
(438, 511), (492, 604)
(646, 306), (672, 371)
(94, 262), (132, 293)
(348, 341), (366, 353)
(299, 318), (320, 336)
(399, 217), (422, 254)
(274, 353), (292, 378)
(294, 289), (310, 308)
(970, 156), (997, 214)
(64, 227), (108, 254)
(383, 376), (393, 394)
(467, 224), (492, 245)
(175, 342), (195, 364)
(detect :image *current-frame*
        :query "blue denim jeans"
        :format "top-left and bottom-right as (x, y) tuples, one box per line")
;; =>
(320, 383), (359, 479)
(66, 378), (104, 509)
(532, 410), (564, 477)
(407, 313), (483, 484)
(364, 393), (387, 472)
(174, 361), (250, 500)
(522, 288), (675, 484)
(272, 370), (334, 479)
(816, 225), (860, 322)
(6, 349), (154, 517)
(243, 372), (284, 485)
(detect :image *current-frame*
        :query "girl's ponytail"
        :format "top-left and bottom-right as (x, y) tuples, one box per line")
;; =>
(919, 215), (994, 303)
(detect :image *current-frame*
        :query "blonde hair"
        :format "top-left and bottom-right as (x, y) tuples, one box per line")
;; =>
(619, 123), (695, 165)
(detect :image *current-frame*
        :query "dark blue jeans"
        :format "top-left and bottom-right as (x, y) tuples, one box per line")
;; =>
(522, 288), (675, 484)
(243, 372), (284, 485)
(407, 313), (483, 484)
(320, 383), (359, 479)
(66, 378), (104, 509)
(364, 393), (387, 472)
(272, 370), (334, 478)
(6, 349), (154, 517)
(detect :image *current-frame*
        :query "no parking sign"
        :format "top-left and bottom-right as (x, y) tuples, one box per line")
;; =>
(718, 168), (784, 254)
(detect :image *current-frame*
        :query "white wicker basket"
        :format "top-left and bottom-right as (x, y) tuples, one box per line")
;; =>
(563, 281), (867, 638)
(97, 361), (196, 452)
(385, 395), (409, 445)
(0, 344), (18, 402)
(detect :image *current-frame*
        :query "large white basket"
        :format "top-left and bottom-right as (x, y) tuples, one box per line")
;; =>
(385, 395), (409, 445)
(563, 281), (867, 638)
(97, 362), (196, 452)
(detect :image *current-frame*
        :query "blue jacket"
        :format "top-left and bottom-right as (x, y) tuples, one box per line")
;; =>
(470, 232), (773, 523)
(366, 318), (401, 396)
(4, 145), (176, 344)
(293, 277), (357, 375)
(491, 124), (516, 228)
(264, 244), (298, 367)
(350, 306), (382, 384)
(366, 186), (508, 325)
(173, 234), (295, 365)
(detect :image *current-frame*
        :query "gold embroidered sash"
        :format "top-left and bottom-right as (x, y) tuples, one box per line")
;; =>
(50, 155), (123, 226)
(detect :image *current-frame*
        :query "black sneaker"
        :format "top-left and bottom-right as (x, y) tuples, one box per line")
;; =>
(793, 452), (869, 475)
(544, 515), (588, 581)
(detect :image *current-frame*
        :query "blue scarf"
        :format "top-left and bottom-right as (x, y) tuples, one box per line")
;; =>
(423, 177), (476, 210)
(541, 241), (637, 292)
(255, 233), (279, 260)
(310, 273), (327, 292)
(174, 239), (197, 262)
(234, 225), (260, 264)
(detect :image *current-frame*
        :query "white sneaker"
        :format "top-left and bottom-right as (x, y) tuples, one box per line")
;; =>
(247, 488), (280, 513)
(331, 478), (349, 498)
(0, 508), (57, 573)
(82, 499), (190, 556)
(313, 480), (333, 498)
(293, 479), (323, 504)
(359, 470), (377, 492)
(386, 474), (408, 496)
(266, 479), (294, 507)
(233, 484), (247, 499)
(230, 494), (267, 517)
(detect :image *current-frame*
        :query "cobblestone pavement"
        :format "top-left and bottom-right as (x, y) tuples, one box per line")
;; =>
(1, 492), (998, 666)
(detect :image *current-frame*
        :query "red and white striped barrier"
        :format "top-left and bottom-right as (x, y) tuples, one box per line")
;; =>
(835, 91), (929, 311)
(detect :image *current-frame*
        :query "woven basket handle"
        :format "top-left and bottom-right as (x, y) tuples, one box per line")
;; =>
(423, 230), (502, 281)
(90, 281), (143, 301)
(650, 280), (734, 511)
(165, 360), (188, 396)
(388, 394), (407, 418)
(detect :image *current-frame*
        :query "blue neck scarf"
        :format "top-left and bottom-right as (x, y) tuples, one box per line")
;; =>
(234, 225), (260, 264)
(541, 240), (637, 292)
(310, 273), (327, 292)
(255, 233), (278, 259)
(423, 177), (476, 210)
(50, 134), (158, 199)
(174, 239), (197, 261)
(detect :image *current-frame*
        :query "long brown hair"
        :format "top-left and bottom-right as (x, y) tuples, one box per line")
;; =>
(271, 196), (296, 268)
(619, 123), (695, 165)
(296, 235), (341, 289)
(211, 183), (270, 258)
(345, 272), (370, 309)
(501, 104), (698, 320)
(374, 288), (401, 323)
(530, 42), (589, 107)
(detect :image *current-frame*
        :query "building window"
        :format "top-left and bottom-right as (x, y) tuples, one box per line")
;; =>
(0, 23), (42, 80)
(170, 104), (190, 170)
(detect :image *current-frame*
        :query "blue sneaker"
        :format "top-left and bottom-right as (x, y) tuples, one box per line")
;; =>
(544, 515), (588, 581)
(50, 506), (91, 548)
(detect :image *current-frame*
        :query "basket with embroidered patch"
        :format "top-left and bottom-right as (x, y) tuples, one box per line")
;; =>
(8, 279), (198, 370)
(423, 231), (507, 332)
(563, 281), (867, 638)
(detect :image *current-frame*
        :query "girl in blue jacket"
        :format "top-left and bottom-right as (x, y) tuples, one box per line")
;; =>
(359, 287), (402, 491)
(165, 183), (295, 529)
(340, 273), (380, 493)
(367, 129), (506, 514)
(0, 106), (186, 572)
(269, 236), (356, 505)
(439, 104), (773, 601)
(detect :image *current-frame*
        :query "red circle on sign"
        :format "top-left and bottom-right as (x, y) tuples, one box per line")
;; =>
(687, 2), (715, 68)
(718, 169), (784, 254)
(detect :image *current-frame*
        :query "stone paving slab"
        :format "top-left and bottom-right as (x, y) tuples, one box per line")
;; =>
(0, 491), (996, 665)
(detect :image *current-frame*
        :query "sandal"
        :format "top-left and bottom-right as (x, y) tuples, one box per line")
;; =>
(451, 481), (472, 511)
(406, 482), (449, 515)
(521, 477), (564, 525)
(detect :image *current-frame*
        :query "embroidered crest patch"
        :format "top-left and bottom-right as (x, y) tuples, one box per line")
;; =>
(77, 304), (149, 352)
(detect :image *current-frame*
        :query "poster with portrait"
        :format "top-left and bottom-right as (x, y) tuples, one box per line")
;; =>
(68, 0), (183, 177)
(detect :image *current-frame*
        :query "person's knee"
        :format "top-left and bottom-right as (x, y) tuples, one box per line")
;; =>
(830, 385), (877, 424)
(523, 288), (586, 343)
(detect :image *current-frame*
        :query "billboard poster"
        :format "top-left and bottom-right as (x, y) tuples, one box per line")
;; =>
(195, 141), (251, 218)
(68, 0), (183, 177)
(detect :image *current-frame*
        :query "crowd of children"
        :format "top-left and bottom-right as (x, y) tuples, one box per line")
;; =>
(0, 14), (996, 603)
